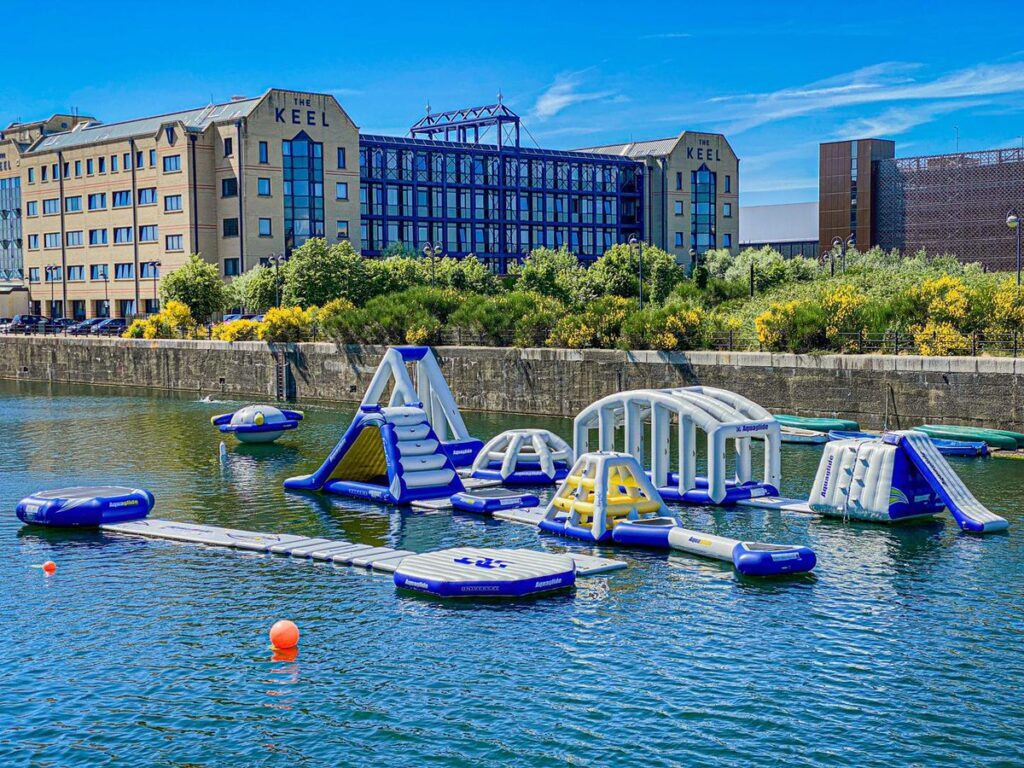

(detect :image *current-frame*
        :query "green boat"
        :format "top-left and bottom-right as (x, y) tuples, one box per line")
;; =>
(916, 425), (1023, 451)
(773, 414), (860, 433)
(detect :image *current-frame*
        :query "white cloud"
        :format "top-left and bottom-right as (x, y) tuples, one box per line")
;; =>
(640, 32), (692, 39)
(832, 100), (984, 139)
(707, 61), (1024, 134)
(531, 72), (616, 121)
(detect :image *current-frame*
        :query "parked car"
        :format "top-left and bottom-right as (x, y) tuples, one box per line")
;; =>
(7, 314), (56, 334)
(0, 317), (12, 334)
(92, 318), (128, 336)
(54, 318), (78, 331)
(69, 318), (106, 335)
(223, 313), (262, 323)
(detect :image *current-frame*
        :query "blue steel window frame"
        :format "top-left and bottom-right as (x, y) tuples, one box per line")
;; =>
(358, 133), (642, 272)
(282, 131), (324, 254)
(690, 163), (716, 253)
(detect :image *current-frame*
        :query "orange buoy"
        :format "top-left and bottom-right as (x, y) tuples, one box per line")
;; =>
(42, 561), (57, 574)
(269, 619), (299, 650)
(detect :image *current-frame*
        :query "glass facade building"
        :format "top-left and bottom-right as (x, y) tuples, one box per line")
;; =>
(282, 131), (326, 252)
(358, 105), (643, 271)
(0, 176), (22, 278)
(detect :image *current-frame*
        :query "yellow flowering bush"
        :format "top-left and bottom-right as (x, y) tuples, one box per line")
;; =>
(912, 320), (971, 356)
(211, 319), (261, 342)
(257, 306), (315, 342)
(820, 284), (866, 347)
(992, 278), (1024, 331)
(907, 275), (971, 326)
(619, 303), (705, 350)
(754, 299), (827, 352)
(122, 300), (196, 340)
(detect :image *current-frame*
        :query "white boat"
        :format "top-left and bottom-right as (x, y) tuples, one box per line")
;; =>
(780, 426), (828, 444)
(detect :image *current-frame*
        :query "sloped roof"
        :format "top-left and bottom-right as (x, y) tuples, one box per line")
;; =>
(26, 98), (261, 154)
(574, 137), (678, 158)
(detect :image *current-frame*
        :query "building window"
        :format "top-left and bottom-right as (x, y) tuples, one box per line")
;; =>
(112, 191), (131, 208)
(258, 218), (272, 237)
(675, 232), (684, 247)
(337, 147), (346, 169)
(98, 157), (106, 174)
(111, 155), (119, 172)
(224, 137), (233, 157)
(138, 187), (157, 206)
(165, 234), (183, 251)
(165, 126), (176, 144)
(74, 160), (81, 177)
(65, 196), (82, 212)
(336, 181), (348, 200)
(163, 155), (181, 173)
(164, 194), (182, 212)
(62, 162), (69, 178)
(723, 202), (732, 218)
(690, 163), (717, 254)
(114, 227), (133, 244)
(43, 198), (60, 215)
(27, 168), (35, 183)
(88, 193), (107, 210)
(26, 201), (38, 216)
(123, 152), (131, 170)
(29, 267), (39, 282)
(90, 264), (108, 280)
(86, 159), (94, 175)
(149, 149), (157, 167)
(140, 261), (160, 278)
(67, 265), (85, 281)
(221, 177), (238, 198)
(282, 131), (324, 254)
(139, 225), (158, 242)
(115, 263), (134, 280)
(136, 151), (144, 169)
(27, 235), (39, 251)
(117, 299), (136, 317)
(259, 141), (269, 164)
(224, 257), (240, 276)
(723, 233), (732, 248)
(45, 266), (63, 281)
(257, 178), (271, 196)
(676, 172), (682, 190)
(44, 233), (61, 249)
(336, 220), (349, 239)
(724, 175), (731, 193)
(674, 201), (683, 215)
(89, 229), (108, 246)
(223, 218), (239, 237)
(66, 231), (84, 247)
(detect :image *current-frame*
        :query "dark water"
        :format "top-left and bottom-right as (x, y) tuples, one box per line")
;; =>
(1, 380), (1022, 767)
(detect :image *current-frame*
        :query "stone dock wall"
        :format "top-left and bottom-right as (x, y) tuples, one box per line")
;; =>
(1, 336), (1021, 429)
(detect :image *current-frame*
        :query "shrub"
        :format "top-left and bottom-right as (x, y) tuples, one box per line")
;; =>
(448, 291), (564, 346)
(258, 306), (315, 342)
(509, 248), (586, 302)
(546, 296), (634, 349)
(365, 255), (422, 297)
(588, 242), (684, 304)
(724, 247), (820, 292)
(428, 254), (499, 294)
(225, 265), (282, 313)
(992, 278), (1024, 332)
(619, 302), (705, 350)
(211, 319), (261, 342)
(122, 300), (195, 340)
(159, 255), (225, 323)
(820, 283), (867, 349)
(284, 239), (371, 307)
(754, 299), (827, 352)
(912, 320), (971, 356)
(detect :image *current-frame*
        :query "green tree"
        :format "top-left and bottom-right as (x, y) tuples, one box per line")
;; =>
(225, 264), (283, 312)
(283, 239), (371, 307)
(509, 247), (586, 302)
(159, 254), (226, 323)
(588, 242), (684, 304)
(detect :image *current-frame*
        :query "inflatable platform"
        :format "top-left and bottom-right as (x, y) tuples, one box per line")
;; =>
(212, 405), (303, 443)
(539, 452), (815, 576)
(284, 404), (464, 504)
(809, 430), (1008, 533)
(394, 547), (576, 598)
(16, 486), (154, 527)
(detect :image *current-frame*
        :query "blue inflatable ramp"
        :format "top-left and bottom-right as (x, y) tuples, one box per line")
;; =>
(284, 404), (464, 504)
(886, 431), (1009, 533)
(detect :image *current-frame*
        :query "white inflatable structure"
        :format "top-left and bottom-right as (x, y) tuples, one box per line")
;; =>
(469, 429), (574, 484)
(360, 346), (482, 466)
(573, 386), (782, 505)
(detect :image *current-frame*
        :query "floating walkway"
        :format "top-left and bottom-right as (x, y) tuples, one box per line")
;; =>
(99, 519), (626, 584)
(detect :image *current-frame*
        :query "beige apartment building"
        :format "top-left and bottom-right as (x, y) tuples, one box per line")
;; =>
(2, 88), (360, 319)
(581, 131), (740, 267)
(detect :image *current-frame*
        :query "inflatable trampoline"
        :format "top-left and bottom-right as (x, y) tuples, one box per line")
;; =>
(16, 486), (155, 527)
(469, 429), (573, 484)
(212, 405), (303, 443)
(393, 547), (576, 598)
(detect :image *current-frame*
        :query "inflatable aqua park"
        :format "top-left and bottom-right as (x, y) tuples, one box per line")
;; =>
(212, 405), (303, 443)
(538, 452), (816, 577)
(470, 429), (573, 485)
(16, 486), (154, 527)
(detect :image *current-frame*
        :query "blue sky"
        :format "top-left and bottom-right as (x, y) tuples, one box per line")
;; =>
(4, 0), (1023, 206)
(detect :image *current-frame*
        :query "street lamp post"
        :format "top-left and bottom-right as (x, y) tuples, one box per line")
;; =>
(1007, 209), (1022, 287)
(267, 253), (285, 307)
(422, 241), (442, 287)
(102, 268), (110, 318)
(146, 260), (161, 315)
(44, 264), (59, 320)
(628, 235), (644, 310)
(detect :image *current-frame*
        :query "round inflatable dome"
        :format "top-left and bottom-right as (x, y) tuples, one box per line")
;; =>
(470, 429), (573, 485)
(16, 486), (155, 527)
(211, 405), (303, 443)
